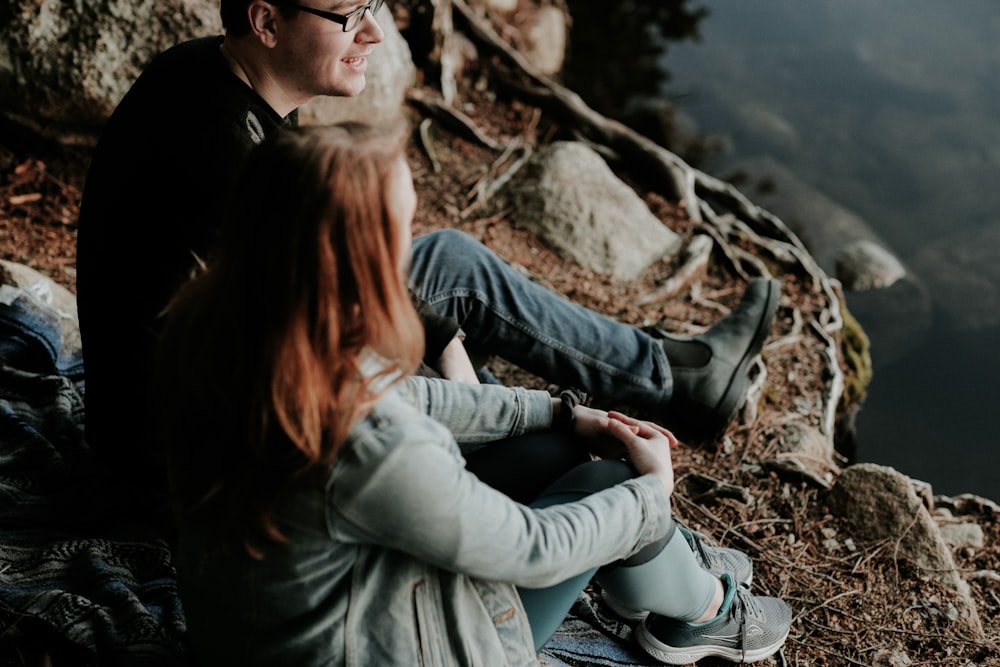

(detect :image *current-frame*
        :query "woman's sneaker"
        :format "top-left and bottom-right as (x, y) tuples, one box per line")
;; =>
(602, 523), (753, 622)
(635, 574), (792, 664)
(678, 522), (753, 588)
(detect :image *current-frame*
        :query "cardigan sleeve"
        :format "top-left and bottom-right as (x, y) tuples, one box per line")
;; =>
(330, 396), (673, 588)
(397, 376), (553, 444)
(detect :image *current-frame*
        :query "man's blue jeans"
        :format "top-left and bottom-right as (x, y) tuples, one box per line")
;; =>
(410, 229), (674, 412)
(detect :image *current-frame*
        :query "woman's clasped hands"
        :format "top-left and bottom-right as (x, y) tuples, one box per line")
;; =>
(570, 406), (676, 497)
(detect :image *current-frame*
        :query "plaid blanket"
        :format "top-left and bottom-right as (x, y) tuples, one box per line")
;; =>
(0, 285), (190, 665)
(0, 277), (654, 666)
(541, 590), (659, 667)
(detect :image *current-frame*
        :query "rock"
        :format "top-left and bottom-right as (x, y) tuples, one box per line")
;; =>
(0, 0), (415, 144)
(828, 463), (984, 639)
(871, 648), (913, 667)
(936, 493), (1000, 516)
(734, 104), (800, 155)
(908, 220), (1000, 334)
(835, 239), (906, 291)
(521, 5), (567, 76)
(0, 0), (222, 144)
(507, 141), (682, 281)
(0, 260), (80, 358)
(728, 156), (932, 367)
(728, 156), (905, 290)
(938, 522), (985, 549)
(763, 418), (839, 488)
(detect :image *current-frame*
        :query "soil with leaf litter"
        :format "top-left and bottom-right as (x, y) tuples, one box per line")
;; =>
(1, 81), (999, 666)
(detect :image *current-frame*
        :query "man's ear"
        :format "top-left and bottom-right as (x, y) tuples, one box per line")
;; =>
(247, 0), (281, 47)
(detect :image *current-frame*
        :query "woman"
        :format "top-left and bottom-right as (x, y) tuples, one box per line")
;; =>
(153, 122), (791, 666)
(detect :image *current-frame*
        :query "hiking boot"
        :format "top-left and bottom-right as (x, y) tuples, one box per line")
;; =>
(635, 574), (792, 664)
(658, 277), (780, 443)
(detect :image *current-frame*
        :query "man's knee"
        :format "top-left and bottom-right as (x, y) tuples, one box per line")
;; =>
(417, 227), (478, 253)
(414, 228), (494, 268)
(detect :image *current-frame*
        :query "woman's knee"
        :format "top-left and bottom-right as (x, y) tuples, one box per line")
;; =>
(537, 459), (636, 499)
(465, 431), (591, 504)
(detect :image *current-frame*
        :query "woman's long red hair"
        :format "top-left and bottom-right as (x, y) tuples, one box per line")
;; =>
(154, 122), (424, 555)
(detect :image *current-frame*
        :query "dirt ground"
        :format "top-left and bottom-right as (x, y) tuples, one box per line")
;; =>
(1, 71), (999, 667)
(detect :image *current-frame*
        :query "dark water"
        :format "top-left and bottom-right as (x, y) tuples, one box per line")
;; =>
(563, 0), (1000, 500)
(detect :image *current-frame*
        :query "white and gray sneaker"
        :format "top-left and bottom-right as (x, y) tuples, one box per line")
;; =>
(602, 522), (753, 622)
(635, 573), (792, 664)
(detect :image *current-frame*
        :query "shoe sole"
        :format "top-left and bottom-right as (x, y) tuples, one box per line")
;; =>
(634, 621), (788, 664)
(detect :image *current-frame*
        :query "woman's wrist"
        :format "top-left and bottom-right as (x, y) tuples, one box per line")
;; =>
(552, 388), (587, 433)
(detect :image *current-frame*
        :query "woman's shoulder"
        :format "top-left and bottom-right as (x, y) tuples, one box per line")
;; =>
(344, 387), (456, 460)
(368, 387), (425, 425)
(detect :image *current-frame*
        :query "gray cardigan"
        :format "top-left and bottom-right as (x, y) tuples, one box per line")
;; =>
(178, 376), (673, 666)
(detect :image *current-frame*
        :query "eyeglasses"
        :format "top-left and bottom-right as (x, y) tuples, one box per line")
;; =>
(268, 0), (385, 32)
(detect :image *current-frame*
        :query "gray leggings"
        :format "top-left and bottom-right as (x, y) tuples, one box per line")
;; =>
(464, 431), (717, 650)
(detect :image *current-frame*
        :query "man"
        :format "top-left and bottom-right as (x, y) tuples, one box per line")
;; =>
(76, 0), (778, 494)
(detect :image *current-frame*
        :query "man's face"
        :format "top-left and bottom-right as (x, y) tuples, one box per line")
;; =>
(274, 0), (386, 99)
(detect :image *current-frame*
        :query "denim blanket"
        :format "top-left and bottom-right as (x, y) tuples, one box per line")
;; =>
(0, 277), (652, 666)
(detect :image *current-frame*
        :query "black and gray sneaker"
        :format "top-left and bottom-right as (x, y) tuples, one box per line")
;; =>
(635, 573), (792, 664)
(602, 522), (753, 622)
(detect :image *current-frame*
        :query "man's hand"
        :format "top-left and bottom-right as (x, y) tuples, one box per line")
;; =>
(436, 336), (480, 384)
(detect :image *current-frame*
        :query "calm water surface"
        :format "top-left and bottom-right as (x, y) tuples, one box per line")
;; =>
(565, 0), (1000, 499)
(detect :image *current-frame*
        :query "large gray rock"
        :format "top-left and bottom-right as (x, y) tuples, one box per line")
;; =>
(828, 463), (983, 639)
(0, 0), (222, 144)
(0, 0), (414, 144)
(508, 141), (681, 281)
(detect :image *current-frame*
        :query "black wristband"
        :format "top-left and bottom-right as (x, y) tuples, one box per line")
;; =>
(554, 388), (588, 433)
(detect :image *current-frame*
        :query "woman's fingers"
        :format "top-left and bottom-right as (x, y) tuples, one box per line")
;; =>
(606, 419), (674, 495)
(607, 411), (638, 425)
(608, 411), (677, 446)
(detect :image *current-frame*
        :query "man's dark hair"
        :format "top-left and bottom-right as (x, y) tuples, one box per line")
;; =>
(220, 0), (254, 35)
(221, 0), (294, 36)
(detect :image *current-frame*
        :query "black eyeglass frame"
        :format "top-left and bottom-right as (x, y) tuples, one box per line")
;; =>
(268, 0), (385, 32)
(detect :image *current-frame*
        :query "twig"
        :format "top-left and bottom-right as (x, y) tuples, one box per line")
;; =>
(636, 234), (713, 305)
(673, 493), (759, 552)
(794, 589), (862, 625)
(405, 88), (504, 150)
(417, 118), (441, 173)
(461, 142), (532, 218)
